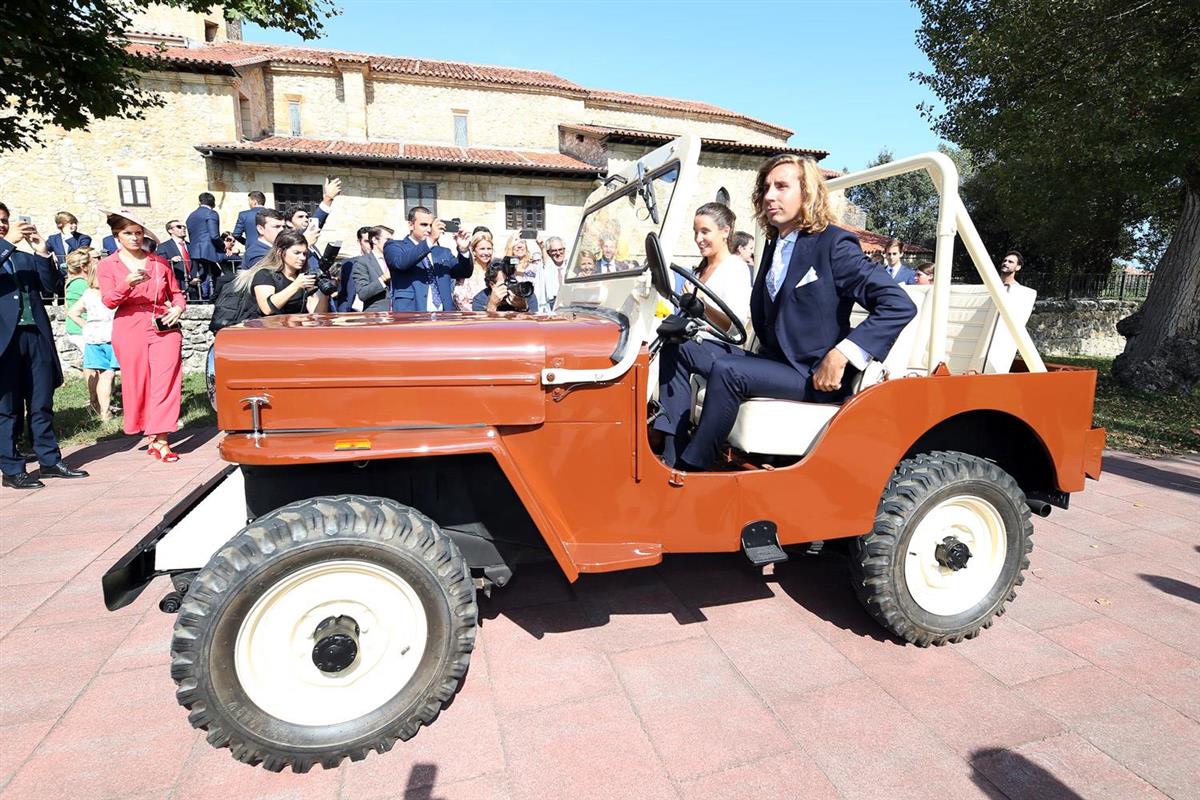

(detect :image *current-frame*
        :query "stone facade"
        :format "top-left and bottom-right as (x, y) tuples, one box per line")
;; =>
(1027, 298), (1139, 358)
(0, 5), (814, 259)
(50, 305), (214, 375)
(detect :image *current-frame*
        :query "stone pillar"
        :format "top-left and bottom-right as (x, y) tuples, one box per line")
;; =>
(339, 63), (369, 141)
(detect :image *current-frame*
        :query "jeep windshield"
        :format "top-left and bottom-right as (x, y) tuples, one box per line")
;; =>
(565, 163), (681, 282)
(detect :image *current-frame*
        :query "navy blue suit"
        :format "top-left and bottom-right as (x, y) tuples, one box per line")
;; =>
(47, 232), (91, 263)
(185, 206), (221, 263)
(886, 265), (918, 285)
(1, 240), (64, 474)
(232, 208), (260, 249)
(156, 239), (191, 285)
(383, 237), (472, 312)
(676, 224), (917, 468)
(242, 237), (271, 270)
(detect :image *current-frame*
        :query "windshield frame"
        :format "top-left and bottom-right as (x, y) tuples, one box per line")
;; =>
(563, 160), (683, 285)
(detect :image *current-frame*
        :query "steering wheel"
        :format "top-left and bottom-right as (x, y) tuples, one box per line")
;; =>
(644, 232), (747, 347)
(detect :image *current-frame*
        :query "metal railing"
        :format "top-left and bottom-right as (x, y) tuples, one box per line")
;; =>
(1021, 272), (1153, 301)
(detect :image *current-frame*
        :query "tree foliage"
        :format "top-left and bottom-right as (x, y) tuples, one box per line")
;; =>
(912, 0), (1200, 391)
(1, 0), (339, 152)
(846, 144), (972, 251)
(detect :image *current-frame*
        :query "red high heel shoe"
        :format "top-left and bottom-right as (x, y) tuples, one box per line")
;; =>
(148, 443), (181, 463)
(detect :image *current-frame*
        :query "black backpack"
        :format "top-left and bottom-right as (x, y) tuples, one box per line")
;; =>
(208, 276), (258, 332)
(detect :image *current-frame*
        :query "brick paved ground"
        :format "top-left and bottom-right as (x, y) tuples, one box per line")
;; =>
(1, 432), (1197, 800)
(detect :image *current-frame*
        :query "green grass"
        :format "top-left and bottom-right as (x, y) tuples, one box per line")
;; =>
(50, 372), (216, 447)
(1051, 356), (1200, 457)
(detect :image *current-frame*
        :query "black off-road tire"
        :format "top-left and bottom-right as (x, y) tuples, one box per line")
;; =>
(170, 495), (477, 772)
(850, 451), (1033, 647)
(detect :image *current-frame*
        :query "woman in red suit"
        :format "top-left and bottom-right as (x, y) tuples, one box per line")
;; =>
(98, 210), (186, 462)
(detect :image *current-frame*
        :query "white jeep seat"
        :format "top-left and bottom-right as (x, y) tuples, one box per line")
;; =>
(691, 283), (1037, 458)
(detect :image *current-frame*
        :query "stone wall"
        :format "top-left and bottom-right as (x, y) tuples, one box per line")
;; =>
(1027, 298), (1138, 357)
(50, 305), (214, 376)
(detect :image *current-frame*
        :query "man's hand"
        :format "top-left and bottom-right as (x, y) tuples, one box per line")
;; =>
(26, 226), (50, 256)
(812, 347), (849, 393)
(487, 283), (509, 311)
(323, 177), (342, 203)
(303, 218), (321, 247)
(428, 218), (446, 244)
(454, 229), (470, 252)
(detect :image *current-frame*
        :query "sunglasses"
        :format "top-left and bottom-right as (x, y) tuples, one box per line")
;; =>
(548, 248), (566, 254)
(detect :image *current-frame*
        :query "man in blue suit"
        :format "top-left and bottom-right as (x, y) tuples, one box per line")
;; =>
(241, 209), (287, 269)
(882, 238), (917, 285)
(667, 155), (917, 471)
(0, 203), (88, 489)
(185, 192), (222, 264)
(383, 206), (472, 312)
(232, 191), (266, 249)
(46, 212), (92, 265)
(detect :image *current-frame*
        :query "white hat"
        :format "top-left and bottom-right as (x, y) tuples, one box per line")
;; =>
(99, 207), (161, 246)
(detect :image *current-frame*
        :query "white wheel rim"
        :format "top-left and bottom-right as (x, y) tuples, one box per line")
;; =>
(904, 495), (1008, 617)
(234, 559), (429, 727)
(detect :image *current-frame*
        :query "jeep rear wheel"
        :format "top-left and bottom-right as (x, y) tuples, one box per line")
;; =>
(170, 496), (477, 772)
(851, 451), (1033, 646)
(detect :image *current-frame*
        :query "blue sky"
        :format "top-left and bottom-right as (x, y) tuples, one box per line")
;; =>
(245, 0), (945, 170)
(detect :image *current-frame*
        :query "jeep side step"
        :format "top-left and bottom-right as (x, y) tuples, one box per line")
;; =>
(741, 520), (788, 566)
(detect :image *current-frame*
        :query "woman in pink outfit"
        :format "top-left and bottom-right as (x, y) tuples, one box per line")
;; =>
(98, 210), (186, 462)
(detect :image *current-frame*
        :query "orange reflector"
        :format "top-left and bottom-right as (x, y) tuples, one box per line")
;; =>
(333, 439), (372, 451)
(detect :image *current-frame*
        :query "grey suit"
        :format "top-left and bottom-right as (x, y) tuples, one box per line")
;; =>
(350, 253), (391, 312)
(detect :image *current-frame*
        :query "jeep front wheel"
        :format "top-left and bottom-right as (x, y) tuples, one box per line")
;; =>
(170, 496), (477, 772)
(850, 451), (1033, 646)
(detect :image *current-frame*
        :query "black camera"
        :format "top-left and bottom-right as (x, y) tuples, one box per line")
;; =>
(311, 241), (342, 296)
(505, 278), (534, 299)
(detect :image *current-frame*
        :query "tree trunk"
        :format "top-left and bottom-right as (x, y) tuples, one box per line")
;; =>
(1113, 172), (1200, 394)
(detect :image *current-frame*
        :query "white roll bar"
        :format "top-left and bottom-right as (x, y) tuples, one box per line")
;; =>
(827, 152), (1045, 373)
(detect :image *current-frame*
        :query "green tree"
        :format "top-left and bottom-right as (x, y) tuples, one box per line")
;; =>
(912, 0), (1200, 393)
(846, 144), (972, 251)
(2, 0), (339, 152)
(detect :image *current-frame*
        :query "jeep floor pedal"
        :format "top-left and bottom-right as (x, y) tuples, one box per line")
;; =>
(741, 520), (788, 566)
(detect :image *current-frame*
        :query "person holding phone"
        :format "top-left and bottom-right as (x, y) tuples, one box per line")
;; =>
(98, 209), (186, 463)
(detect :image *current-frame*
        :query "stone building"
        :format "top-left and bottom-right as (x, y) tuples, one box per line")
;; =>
(0, 4), (832, 262)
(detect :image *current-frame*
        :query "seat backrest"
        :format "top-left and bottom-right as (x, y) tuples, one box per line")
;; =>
(983, 284), (1037, 373)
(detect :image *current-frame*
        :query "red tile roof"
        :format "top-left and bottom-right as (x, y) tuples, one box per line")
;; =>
(135, 41), (793, 135)
(563, 124), (827, 162)
(584, 90), (791, 138)
(196, 136), (601, 176)
(848, 225), (934, 255)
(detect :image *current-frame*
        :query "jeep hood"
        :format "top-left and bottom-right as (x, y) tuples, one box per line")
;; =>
(213, 311), (621, 432)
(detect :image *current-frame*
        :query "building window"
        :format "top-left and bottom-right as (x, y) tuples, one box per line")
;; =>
(239, 96), (252, 140)
(403, 182), (438, 217)
(117, 176), (151, 207)
(453, 112), (469, 147)
(288, 100), (301, 136)
(715, 187), (730, 205)
(204, 21), (219, 42)
(273, 182), (323, 214)
(505, 195), (545, 231)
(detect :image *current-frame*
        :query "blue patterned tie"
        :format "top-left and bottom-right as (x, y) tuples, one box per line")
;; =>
(426, 254), (442, 310)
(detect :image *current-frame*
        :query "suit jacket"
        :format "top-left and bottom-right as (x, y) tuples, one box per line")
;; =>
(886, 265), (918, 285)
(232, 208), (260, 249)
(382, 237), (472, 312)
(242, 237), (271, 270)
(335, 253), (360, 311)
(349, 253), (391, 312)
(185, 206), (221, 262)
(102, 235), (116, 254)
(752, 225), (916, 381)
(47, 232), (92, 263)
(0, 240), (63, 386)
(157, 238), (191, 285)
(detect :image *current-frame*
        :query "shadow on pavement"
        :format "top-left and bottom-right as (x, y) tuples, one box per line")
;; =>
(972, 747), (1086, 799)
(1103, 453), (1200, 496)
(1140, 573), (1200, 604)
(62, 430), (141, 468)
(170, 426), (219, 454)
(478, 548), (900, 645)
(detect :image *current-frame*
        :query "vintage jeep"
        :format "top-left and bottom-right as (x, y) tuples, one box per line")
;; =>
(103, 135), (1105, 772)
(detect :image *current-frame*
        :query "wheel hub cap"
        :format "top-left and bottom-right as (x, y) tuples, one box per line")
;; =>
(934, 536), (972, 571)
(312, 615), (360, 673)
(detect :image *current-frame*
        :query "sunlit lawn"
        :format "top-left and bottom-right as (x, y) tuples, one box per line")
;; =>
(50, 372), (216, 447)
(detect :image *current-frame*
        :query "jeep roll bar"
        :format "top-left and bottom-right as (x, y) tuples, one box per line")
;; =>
(826, 152), (1046, 373)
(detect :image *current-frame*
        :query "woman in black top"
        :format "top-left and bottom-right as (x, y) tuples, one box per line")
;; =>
(472, 259), (538, 313)
(250, 231), (330, 316)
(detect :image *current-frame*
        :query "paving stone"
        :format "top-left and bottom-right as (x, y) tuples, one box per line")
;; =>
(1106, 508), (1196, 541)
(100, 609), (173, 674)
(1001, 581), (1100, 632)
(1072, 695), (1200, 800)
(611, 637), (791, 781)
(0, 581), (60, 639)
(678, 750), (840, 800)
(1097, 529), (1200, 577)
(499, 693), (677, 800)
(1033, 518), (1126, 562)
(955, 617), (1087, 685)
(972, 732), (1170, 800)
(575, 574), (707, 654)
(0, 529), (125, 587)
(0, 719), (55, 790)
(772, 678), (993, 800)
(170, 735), (343, 800)
(1019, 666), (1148, 725)
(1123, 489), (1200, 519)
(480, 602), (619, 716)
(1051, 506), (1139, 540)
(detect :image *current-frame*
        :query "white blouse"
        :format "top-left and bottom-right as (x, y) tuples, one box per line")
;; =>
(81, 288), (116, 344)
(696, 253), (752, 340)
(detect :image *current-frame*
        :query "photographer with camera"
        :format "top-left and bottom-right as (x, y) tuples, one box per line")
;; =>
(472, 257), (538, 313)
(250, 231), (331, 316)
